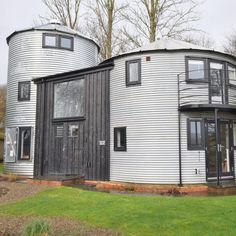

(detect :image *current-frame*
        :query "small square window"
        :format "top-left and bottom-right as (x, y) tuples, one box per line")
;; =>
(187, 58), (205, 81)
(126, 59), (141, 86)
(60, 36), (73, 50)
(43, 34), (57, 47)
(18, 81), (30, 101)
(69, 125), (79, 137)
(114, 127), (127, 151)
(187, 119), (204, 150)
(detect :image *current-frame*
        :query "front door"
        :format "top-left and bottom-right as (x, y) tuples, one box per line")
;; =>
(206, 120), (234, 179)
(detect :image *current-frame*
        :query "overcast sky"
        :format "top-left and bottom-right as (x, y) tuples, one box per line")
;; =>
(1, 0), (236, 85)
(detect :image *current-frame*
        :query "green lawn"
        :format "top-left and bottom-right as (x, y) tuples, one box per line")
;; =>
(1, 187), (236, 236)
(0, 162), (3, 173)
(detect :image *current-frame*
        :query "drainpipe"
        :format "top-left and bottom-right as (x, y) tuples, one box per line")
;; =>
(214, 108), (220, 186)
(177, 74), (182, 186)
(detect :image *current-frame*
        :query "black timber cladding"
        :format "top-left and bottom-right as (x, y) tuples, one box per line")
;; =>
(34, 63), (113, 180)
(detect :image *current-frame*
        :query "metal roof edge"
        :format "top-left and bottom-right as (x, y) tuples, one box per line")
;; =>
(33, 61), (114, 84)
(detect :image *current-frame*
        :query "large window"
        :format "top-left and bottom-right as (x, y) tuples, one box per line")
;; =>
(187, 58), (206, 81)
(54, 79), (85, 119)
(187, 119), (204, 150)
(114, 127), (127, 151)
(18, 127), (31, 160)
(43, 33), (74, 51)
(18, 81), (31, 101)
(228, 65), (236, 86)
(126, 59), (141, 86)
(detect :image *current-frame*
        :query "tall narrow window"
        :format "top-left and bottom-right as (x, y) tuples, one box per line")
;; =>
(187, 58), (205, 81)
(18, 127), (31, 160)
(18, 81), (30, 101)
(114, 127), (127, 151)
(126, 59), (141, 86)
(187, 119), (204, 150)
(5, 128), (18, 163)
(228, 65), (236, 86)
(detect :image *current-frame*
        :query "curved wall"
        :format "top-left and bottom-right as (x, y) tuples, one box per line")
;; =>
(110, 50), (236, 184)
(5, 29), (98, 176)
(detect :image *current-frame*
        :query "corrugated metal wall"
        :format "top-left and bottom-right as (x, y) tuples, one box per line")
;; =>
(5, 30), (98, 177)
(110, 51), (236, 184)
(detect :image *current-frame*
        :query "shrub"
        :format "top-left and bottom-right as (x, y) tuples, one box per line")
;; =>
(22, 219), (50, 236)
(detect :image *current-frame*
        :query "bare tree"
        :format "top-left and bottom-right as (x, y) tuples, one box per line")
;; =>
(84, 0), (128, 60)
(0, 85), (6, 131)
(41, 0), (82, 30)
(224, 31), (236, 56)
(122, 0), (201, 47)
(184, 34), (215, 48)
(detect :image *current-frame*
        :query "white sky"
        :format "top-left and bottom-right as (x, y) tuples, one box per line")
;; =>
(0, 0), (236, 85)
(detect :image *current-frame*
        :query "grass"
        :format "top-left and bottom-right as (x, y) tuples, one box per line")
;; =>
(0, 162), (3, 173)
(1, 187), (236, 236)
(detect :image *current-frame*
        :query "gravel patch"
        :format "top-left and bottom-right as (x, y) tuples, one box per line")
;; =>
(0, 216), (122, 236)
(0, 180), (48, 205)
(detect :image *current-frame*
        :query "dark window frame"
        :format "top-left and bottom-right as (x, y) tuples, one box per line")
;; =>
(42, 33), (74, 51)
(52, 77), (85, 122)
(126, 59), (141, 86)
(227, 62), (236, 87)
(187, 118), (205, 150)
(18, 127), (31, 161)
(185, 57), (207, 83)
(18, 81), (31, 101)
(114, 127), (127, 151)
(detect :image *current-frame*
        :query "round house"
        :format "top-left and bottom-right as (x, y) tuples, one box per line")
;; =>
(108, 39), (236, 185)
(4, 22), (99, 177)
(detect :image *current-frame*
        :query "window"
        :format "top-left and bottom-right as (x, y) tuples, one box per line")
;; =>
(54, 79), (85, 119)
(233, 123), (236, 147)
(60, 36), (73, 50)
(69, 125), (79, 137)
(18, 81), (30, 101)
(18, 127), (31, 160)
(187, 58), (206, 81)
(43, 33), (74, 51)
(114, 127), (127, 151)
(5, 128), (18, 163)
(228, 65), (236, 86)
(44, 34), (57, 47)
(126, 59), (141, 86)
(187, 119), (204, 150)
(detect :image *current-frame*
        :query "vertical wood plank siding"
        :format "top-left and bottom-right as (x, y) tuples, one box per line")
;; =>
(34, 67), (111, 180)
(5, 30), (98, 177)
(110, 51), (236, 184)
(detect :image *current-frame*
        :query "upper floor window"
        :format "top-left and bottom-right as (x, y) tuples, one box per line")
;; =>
(187, 119), (204, 150)
(126, 59), (141, 86)
(18, 81), (30, 101)
(43, 33), (74, 51)
(228, 65), (236, 86)
(54, 79), (85, 119)
(186, 58), (206, 81)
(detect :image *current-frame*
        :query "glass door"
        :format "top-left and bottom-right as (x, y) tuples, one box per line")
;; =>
(206, 120), (234, 179)
(219, 121), (234, 176)
(206, 122), (217, 177)
(210, 62), (225, 104)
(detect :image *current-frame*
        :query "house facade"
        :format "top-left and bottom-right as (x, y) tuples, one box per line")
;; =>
(4, 22), (99, 176)
(5, 25), (236, 185)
